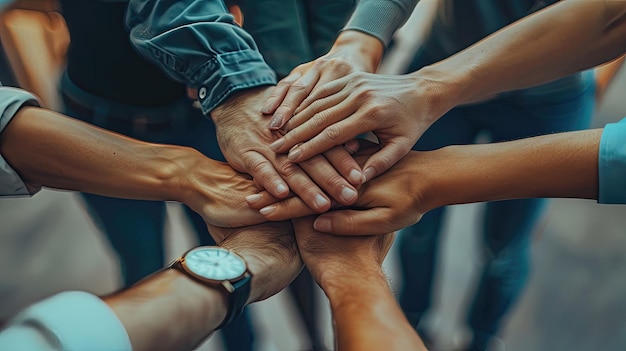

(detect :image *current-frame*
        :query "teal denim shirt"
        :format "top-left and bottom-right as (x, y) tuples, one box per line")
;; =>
(126, 0), (277, 115)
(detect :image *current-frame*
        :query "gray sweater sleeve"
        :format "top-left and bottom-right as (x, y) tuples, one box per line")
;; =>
(343, 0), (419, 47)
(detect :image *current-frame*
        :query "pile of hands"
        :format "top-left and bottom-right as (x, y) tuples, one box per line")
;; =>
(180, 41), (452, 303)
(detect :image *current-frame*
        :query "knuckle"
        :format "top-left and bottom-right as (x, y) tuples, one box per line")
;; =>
(291, 82), (308, 94)
(343, 215), (357, 233)
(375, 156), (393, 172)
(331, 59), (352, 74)
(278, 160), (300, 177)
(246, 158), (270, 178)
(311, 113), (328, 130)
(326, 174), (348, 192)
(323, 124), (342, 141)
(314, 58), (329, 69)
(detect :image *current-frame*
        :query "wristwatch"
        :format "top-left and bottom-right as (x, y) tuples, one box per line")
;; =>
(166, 246), (252, 329)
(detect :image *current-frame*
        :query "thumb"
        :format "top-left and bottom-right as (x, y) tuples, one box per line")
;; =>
(313, 208), (395, 236)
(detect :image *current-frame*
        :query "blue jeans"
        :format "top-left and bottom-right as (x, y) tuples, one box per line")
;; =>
(62, 79), (254, 351)
(399, 51), (596, 350)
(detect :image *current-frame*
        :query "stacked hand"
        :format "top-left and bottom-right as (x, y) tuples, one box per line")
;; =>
(247, 141), (441, 235)
(207, 221), (302, 303)
(211, 86), (362, 213)
(268, 71), (448, 183)
(261, 31), (384, 130)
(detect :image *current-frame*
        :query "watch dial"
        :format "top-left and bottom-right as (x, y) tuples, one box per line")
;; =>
(184, 247), (246, 281)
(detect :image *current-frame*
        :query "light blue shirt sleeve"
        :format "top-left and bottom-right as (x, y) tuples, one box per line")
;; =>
(598, 117), (626, 204)
(0, 291), (132, 351)
(0, 86), (40, 196)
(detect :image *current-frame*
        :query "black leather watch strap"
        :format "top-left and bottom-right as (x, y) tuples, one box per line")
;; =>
(217, 271), (252, 329)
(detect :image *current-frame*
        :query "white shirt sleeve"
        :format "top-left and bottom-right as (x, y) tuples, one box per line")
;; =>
(0, 86), (41, 196)
(0, 291), (132, 351)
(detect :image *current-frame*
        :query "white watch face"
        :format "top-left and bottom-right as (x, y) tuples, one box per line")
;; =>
(183, 247), (246, 281)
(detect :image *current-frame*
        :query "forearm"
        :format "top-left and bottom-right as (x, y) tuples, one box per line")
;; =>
(419, 0), (626, 107)
(423, 129), (602, 210)
(330, 30), (385, 73)
(321, 270), (426, 351)
(103, 270), (226, 351)
(0, 106), (187, 201)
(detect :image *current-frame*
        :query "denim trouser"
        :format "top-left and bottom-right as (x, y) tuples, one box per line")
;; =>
(399, 51), (596, 350)
(62, 78), (254, 351)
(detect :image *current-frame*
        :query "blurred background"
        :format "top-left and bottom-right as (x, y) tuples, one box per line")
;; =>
(1, 1), (625, 350)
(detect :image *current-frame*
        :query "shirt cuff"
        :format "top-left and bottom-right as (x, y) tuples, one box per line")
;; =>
(9, 291), (132, 351)
(598, 118), (626, 204)
(196, 49), (276, 114)
(342, 0), (413, 47)
(0, 87), (41, 196)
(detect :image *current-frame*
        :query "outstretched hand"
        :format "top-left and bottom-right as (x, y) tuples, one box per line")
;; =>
(269, 71), (445, 183)
(211, 86), (361, 212)
(261, 31), (384, 131)
(248, 140), (441, 235)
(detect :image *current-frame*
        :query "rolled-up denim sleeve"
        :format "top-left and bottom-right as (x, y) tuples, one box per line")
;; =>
(598, 118), (626, 204)
(126, 0), (277, 115)
(0, 86), (40, 196)
(342, 0), (419, 47)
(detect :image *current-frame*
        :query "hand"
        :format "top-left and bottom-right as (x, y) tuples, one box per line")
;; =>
(207, 221), (302, 303)
(261, 31), (384, 130)
(211, 86), (361, 211)
(291, 216), (393, 285)
(249, 146), (440, 235)
(269, 71), (445, 182)
(174, 149), (269, 228)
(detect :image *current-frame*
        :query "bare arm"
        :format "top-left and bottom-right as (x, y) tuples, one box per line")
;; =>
(251, 129), (603, 235)
(292, 218), (426, 350)
(423, 0), (626, 108)
(324, 271), (427, 351)
(106, 220), (301, 351)
(0, 106), (266, 227)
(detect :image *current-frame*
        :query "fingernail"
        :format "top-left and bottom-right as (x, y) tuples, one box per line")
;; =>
(245, 194), (262, 204)
(363, 167), (376, 182)
(269, 113), (283, 129)
(259, 206), (276, 216)
(314, 217), (331, 232)
(314, 194), (330, 209)
(287, 148), (302, 161)
(270, 138), (285, 151)
(341, 186), (357, 202)
(276, 183), (288, 195)
(261, 105), (272, 114)
(349, 169), (363, 184)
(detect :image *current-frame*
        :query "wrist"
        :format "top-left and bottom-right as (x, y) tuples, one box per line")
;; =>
(318, 263), (387, 304)
(217, 222), (301, 304)
(330, 30), (384, 73)
(210, 86), (271, 124)
(104, 269), (227, 351)
(410, 64), (471, 118)
(152, 145), (203, 203)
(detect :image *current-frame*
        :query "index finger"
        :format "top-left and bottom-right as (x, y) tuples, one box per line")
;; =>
(267, 67), (323, 130)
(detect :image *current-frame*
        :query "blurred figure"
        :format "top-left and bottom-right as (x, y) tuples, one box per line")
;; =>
(57, 1), (254, 349)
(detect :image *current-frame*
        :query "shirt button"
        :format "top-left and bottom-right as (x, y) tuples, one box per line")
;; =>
(198, 87), (207, 100)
